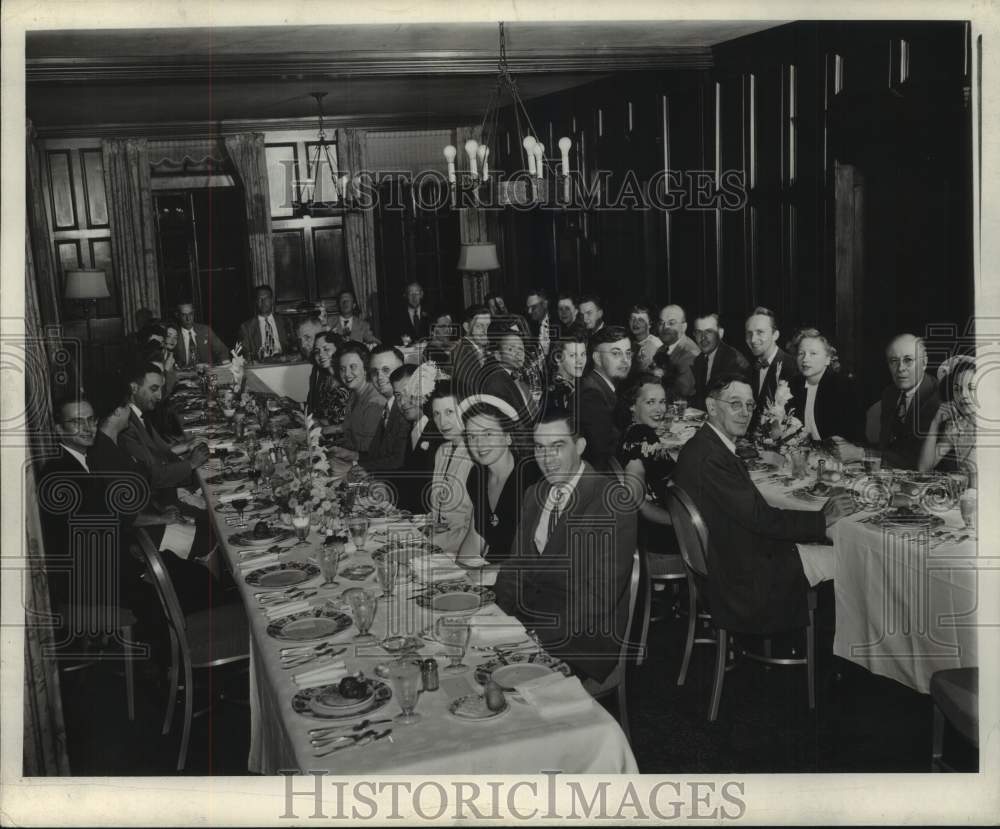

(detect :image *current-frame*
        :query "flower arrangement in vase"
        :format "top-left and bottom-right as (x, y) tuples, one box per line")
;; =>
(753, 379), (812, 461)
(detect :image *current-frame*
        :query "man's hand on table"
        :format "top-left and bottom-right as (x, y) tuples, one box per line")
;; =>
(822, 492), (857, 538)
(829, 437), (865, 464)
(187, 443), (211, 468)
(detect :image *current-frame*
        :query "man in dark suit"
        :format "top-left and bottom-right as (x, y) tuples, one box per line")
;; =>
(833, 333), (940, 469)
(653, 303), (701, 400)
(493, 410), (636, 688)
(173, 301), (230, 367)
(744, 306), (799, 432)
(578, 325), (632, 471)
(329, 289), (377, 345)
(118, 363), (209, 499)
(237, 284), (291, 361)
(350, 346), (411, 472)
(480, 327), (539, 431)
(555, 292), (587, 338)
(384, 365), (444, 513)
(389, 281), (431, 345)
(672, 375), (854, 634)
(691, 312), (750, 411)
(449, 304), (492, 400)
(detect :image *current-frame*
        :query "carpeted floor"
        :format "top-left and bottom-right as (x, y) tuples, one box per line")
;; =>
(53, 586), (977, 775)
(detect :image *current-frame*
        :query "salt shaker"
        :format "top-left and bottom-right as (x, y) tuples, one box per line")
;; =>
(421, 658), (439, 692)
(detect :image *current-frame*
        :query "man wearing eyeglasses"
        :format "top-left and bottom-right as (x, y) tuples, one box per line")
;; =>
(578, 325), (632, 471)
(672, 375), (855, 635)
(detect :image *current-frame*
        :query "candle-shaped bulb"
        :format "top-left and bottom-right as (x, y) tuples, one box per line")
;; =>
(533, 142), (545, 179)
(477, 145), (490, 182)
(465, 139), (480, 178)
(523, 135), (538, 176)
(338, 174), (350, 200)
(443, 145), (457, 183)
(558, 136), (572, 175)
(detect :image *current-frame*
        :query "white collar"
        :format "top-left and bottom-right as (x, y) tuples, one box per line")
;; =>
(760, 344), (779, 366)
(258, 313), (273, 321)
(129, 403), (145, 421)
(545, 461), (585, 509)
(594, 370), (616, 394)
(60, 443), (89, 471)
(707, 422), (737, 455)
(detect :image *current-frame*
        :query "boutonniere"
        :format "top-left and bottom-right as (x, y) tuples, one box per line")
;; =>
(420, 441), (430, 451)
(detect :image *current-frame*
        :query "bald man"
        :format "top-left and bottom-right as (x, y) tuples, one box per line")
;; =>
(833, 333), (940, 469)
(653, 303), (700, 399)
(296, 316), (326, 360)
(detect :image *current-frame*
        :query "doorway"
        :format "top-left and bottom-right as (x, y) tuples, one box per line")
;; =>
(154, 188), (250, 347)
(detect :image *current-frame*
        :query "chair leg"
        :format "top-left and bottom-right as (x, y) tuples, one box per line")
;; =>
(122, 624), (135, 722)
(617, 683), (632, 746)
(677, 578), (697, 686)
(178, 657), (194, 771)
(931, 704), (945, 772)
(806, 605), (816, 710)
(637, 570), (652, 667)
(163, 630), (180, 735)
(708, 629), (728, 722)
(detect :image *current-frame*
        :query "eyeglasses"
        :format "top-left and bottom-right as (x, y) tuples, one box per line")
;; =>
(715, 399), (755, 414)
(62, 416), (97, 428)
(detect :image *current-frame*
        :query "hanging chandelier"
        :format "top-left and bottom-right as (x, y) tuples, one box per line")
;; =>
(443, 22), (575, 207)
(293, 91), (360, 216)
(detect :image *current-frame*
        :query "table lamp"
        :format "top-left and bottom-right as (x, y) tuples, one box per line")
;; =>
(64, 269), (110, 344)
(456, 243), (501, 306)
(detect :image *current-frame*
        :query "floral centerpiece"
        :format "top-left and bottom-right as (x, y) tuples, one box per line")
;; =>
(753, 380), (812, 460)
(229, 343), (246, 390)
(272, 412), (342, 531)
(403, 361), (440, 406)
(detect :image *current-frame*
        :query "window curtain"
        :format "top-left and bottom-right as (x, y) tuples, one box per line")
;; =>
(224, 133), (276, 291)
(23, 219), (71, 776)
(26, 120), (62, 328)
(336, 128), (379, 331)
(102, 138), (160, 334)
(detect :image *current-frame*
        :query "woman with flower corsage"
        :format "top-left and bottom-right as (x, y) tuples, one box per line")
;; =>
(306, 330), (350, 427)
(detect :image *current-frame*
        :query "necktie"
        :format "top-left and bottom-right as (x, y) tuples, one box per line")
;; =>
(544, 487), (565, 552)
(344, 318), (352, 337)
(184, 330), (192, 365)
(383, 405), (390, 428)
(143, 415), (155, 438)
(263, 318), (275, 358)
(896, 391), (909, 421)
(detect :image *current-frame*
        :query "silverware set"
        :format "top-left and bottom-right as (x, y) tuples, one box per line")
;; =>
(257, 588), (316, 606)
(309, 717), (393, 739)
(281, 644), (347, 669)
(312, 728), (393, 756)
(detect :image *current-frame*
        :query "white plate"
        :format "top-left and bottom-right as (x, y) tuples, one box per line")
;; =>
(490, 662), (554, 690)
(448, 694), (510, 722)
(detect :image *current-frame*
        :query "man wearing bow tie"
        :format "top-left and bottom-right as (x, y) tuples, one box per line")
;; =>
(237, 284), (290, 361)
(173, 301), (230, 368)
(493, 410), (636, 688)
(744, 306), (798, 432)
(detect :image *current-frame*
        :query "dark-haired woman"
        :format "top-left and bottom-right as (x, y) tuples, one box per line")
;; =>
(920, 358), (976, 484)
(459, 403), (540, 565)
(306, 330), (350, 428)
(544, 335), (588, 415)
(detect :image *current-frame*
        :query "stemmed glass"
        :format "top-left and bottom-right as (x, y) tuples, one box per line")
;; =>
(435, 616), (471, 674)
(246, 465), (262, 495)
(344, 588), (378, 644)
(231, 497), (249, 529)
(348, 516), (370, 551)
(257, 451), (275, 497)
(388, 660), (423, 725)
(319, 539), (344, 587)
(291, 512), (311, 547)
(374, 553), (398, 598)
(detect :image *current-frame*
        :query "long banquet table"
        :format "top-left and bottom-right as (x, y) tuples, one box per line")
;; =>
(662, 417), (981, 695)
(186, 376), (638, 774)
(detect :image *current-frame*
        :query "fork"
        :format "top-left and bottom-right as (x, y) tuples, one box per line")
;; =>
(313, 729), (393, 757)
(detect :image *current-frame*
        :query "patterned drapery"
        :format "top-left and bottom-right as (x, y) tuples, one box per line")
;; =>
(336, 128), (379, 332)
(102, 138), (160, 333)
(26, 121), (62, 328)
(224, 133), (276, 292)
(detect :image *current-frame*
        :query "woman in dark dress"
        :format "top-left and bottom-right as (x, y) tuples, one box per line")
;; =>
(458, 402), (540, 565)
(787, 328), (864, 443)
(543, 333), (588, 416)
(306, 330), (349, 426)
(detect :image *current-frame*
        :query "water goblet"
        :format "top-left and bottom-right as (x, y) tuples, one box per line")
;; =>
(319, 541), (343, 587)
(374, 553), (399, 598)
(257, 451), (275, 496)
(435, 616), (472, 674)
(291, 513), (311, 547)
(233, 412), (247, 441)
(344, 588), (378, 644)
(387, 659), (423, 725)
(246, 466), (262, 496)
(231, 497), (249, 529)
(348, 516), (370, 551)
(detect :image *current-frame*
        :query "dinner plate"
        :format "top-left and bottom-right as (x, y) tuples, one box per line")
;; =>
(875, 511), (945, 530)
(373, 539), (444, 564)
(244, 561), (320, 589)
(230, 528), (293, 547)
(448, 694), (509, 722)
(215, 498), (273, 513)
(266, 608), (352, 642)
(474, 653), (571, 688)
(292, 680), (392, 721)
(413, 580), (495, 612)
(312, 685), (376, 715)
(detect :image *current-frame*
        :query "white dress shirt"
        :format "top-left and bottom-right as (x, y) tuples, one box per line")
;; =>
(60, 443), (89, 472)
(411, 414), (429, 449)
(533, 461), (585, 554)
(183, 328), (198, 364)
(804, 381), (821, 440)
(757, 344), (780, 391)
(258, 315), (283, 355)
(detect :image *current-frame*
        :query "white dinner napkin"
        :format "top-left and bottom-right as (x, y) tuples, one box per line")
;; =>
(236, 553), (280, 572)
(514, 673), (594, 719)
(407, 553), (466, 584)
(468, 606), (528, 647)
(263, 599), (311, 620)
(177, 488), (207, 510)
(159, 521), (197, 560)
(208, 438), (236, 451)
(292, 660), (349, 689)
(216, 486), (252, 504)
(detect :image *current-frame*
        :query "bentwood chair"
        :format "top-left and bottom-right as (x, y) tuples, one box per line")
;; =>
(665, 483), (817, 721)
(134, 529), (250, 771)
(930, 667), (979, 771)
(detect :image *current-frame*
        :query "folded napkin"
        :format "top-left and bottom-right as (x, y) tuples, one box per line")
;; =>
(469, 607), (528, 647)
(216, 486), (252, 503)
(407, 553), (466, 583)
(236, 553), (279, 572)
(264, 599), (311, 620)
(208, 438), (236, 451)
(292, 660), (349, 689)
(514, 673), (594, 719)
(177, 488), (207, 510)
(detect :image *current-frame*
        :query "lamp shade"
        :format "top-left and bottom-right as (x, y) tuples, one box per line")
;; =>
(64, 269), (110, 300)
(456, 243), (501, 272)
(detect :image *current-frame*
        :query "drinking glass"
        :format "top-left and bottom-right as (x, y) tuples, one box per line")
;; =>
(344, 588), (378, 644)
(231, 498), (249, 528)
(233, 412), (247, 441)
(959, 489), (977, 531)
(374, 553), (399, 598)
(246, 466), (262, 495)
(388, 660), (423, 725)
(292, 513), (311, 547)
(435, 616), (471, 674)
(348, 516), (370, 551)
(789, 449), (808, 480)
(319, 542), (343, 587)
(257, 451), (275, 496)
